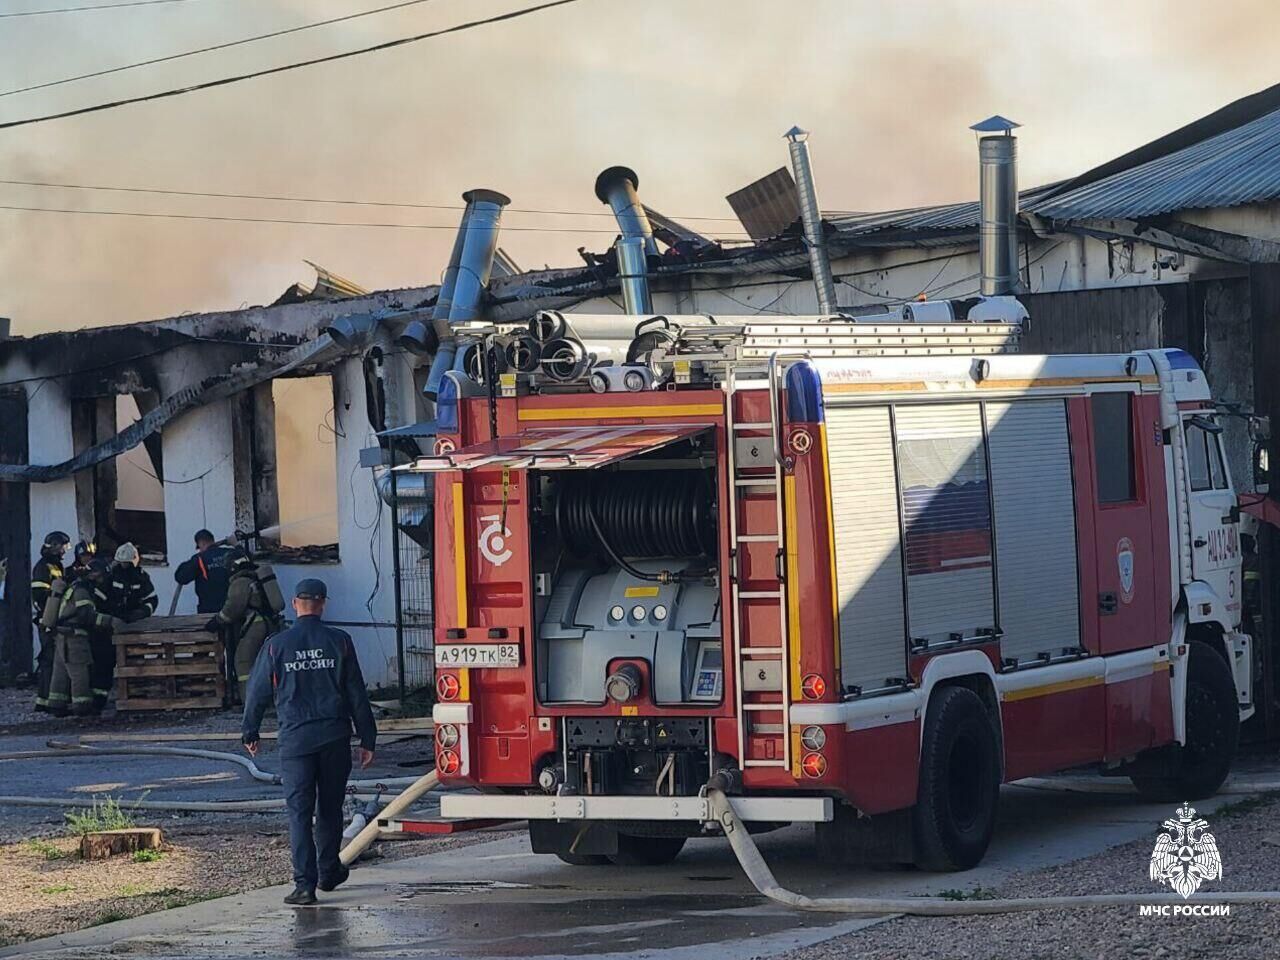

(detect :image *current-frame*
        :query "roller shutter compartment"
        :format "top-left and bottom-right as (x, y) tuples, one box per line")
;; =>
(825, 405), (907, 694)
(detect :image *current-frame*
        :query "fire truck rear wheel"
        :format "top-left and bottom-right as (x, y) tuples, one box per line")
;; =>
(608, 834), (686, 866)
(912, 685), (1000, 872)
(1129, 641), (1239, 802)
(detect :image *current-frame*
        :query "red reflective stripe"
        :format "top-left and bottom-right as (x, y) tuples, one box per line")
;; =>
(197, 557), (208, 579)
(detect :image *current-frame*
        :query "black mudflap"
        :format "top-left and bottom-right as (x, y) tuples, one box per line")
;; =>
(530, 820), (619, 857)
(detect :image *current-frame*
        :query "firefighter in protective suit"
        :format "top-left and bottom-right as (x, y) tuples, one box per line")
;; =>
(31, 531), (71, 712)
(208, 551), (281, 701)
(48, 559), (122, 717)
(110, 543), (158, 623)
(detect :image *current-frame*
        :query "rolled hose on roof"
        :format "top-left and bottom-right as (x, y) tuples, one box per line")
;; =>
(706, 788), (1280, 916)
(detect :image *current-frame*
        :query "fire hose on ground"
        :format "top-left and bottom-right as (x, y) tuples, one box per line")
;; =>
(705, 787), (1280, 916)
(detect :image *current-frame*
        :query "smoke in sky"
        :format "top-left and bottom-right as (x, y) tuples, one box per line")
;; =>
(1, 0), (1278, 334)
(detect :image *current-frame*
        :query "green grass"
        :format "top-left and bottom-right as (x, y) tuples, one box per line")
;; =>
(932, 886), (1001, 901)
(131, 848), (164, 863)
(39, 885), (72, 895)
(25, 839), (66, 861)
(1212, 790), (1280, 820)
(64, 797), (136, 837)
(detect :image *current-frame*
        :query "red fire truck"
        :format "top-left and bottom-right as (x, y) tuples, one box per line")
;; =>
(407, 302), (1251, 871)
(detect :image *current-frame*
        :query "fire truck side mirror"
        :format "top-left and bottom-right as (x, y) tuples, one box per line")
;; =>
(1254, 440), (1270, 495)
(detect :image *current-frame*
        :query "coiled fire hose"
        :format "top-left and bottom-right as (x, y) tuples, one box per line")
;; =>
(705, 787), (1280, 916)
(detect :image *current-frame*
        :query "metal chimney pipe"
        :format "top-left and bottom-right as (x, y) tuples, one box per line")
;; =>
(615, 236), (653, 314)
(447, 189), (511, 324)
(972, 116), (1021, 296)
(785, 127), (837, 315)
(423, 189), (510, 400)
(595, 166), (658, 257)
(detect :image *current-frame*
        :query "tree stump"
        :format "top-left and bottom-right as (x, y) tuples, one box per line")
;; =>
(79, 828), (163, 860)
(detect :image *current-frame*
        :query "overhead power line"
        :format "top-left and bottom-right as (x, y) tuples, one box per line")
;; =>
(0, 176), (744, 223)
(0, 202), (754, 236)
(0, 0), (201, 18)
(1, 0), (439, 100)
(0, 0), (585, 130)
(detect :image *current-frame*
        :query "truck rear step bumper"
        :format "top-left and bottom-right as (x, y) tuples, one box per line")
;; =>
(438, 793), (833, 823)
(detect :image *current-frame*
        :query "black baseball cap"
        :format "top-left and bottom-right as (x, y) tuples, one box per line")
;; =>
(295, 578), (328, 600)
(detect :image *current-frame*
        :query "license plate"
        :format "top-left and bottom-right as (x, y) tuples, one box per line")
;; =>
(434, 643), (520, 668)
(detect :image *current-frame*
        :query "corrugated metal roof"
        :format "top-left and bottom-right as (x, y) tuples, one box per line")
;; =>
(1032, 105), (1280, 220)
(827, 186), (1059, 240)
(825, 87), (1280, 239)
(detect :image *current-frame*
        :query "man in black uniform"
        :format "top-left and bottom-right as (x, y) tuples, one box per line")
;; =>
(242, 578), (376, 906)
(31, 531), (71, 712)
(66, 540), (96, 583)
(174, 529), (232, 614)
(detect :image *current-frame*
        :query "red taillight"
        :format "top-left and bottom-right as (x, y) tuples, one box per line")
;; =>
(801, 674), (827, 700)
(437, 749), (461, 776)
(437, 674), (461, 701)
(801, 752), (827, 778)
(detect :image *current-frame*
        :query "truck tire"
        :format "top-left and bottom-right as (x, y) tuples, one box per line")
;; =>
(912, 685), (1000, 872)
(609, 834), (686, 866)
(1130, 641), (1239, 802)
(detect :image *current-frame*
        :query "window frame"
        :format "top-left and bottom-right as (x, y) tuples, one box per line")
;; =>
(1090, 390), (1141, 507)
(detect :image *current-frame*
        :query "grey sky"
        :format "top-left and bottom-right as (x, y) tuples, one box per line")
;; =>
(0, 0), (1275, 333)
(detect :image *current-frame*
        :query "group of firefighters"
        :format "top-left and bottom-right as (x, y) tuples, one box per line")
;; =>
(29, 528), (283, 717)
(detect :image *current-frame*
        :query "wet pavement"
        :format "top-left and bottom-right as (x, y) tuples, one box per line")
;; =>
(4, 783), (1238, 960)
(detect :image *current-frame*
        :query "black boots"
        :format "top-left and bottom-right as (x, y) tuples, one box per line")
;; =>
(283, 887), (317, 906)
(318, 866), (349, 892)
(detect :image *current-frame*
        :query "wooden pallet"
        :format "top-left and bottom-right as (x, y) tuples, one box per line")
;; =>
(114, 615), (226, 712)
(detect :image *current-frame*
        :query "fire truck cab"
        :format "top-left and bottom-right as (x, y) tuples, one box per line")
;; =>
(410, 305), (1250, 871)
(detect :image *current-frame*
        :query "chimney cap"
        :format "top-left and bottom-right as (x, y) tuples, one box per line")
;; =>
(784, 125), (810, 143)
(594, 166), (640, 203)
(970, 115), (1021, 135)
(460, 188), (511, 207)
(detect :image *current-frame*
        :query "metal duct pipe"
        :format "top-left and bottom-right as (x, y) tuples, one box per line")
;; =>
(595, 166), (656, 314)
(616, 236), (653, 315)
(972, 116), (1021, 297)
(594, 166), (658, 257)
(374, 468), (433, 506)
(424, 189), (510, 399)
(448, 189), (511, 324)
(785, 126), (837, 315)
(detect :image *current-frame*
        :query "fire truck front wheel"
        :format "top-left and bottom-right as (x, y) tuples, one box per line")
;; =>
(1129, 641), (1240, 802)
(912, 685), (1001, 872)
(555, 852), (612, 866)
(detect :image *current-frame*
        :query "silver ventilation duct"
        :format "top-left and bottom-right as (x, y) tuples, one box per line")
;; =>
(972, 116), (1021, 297)
(595, 166), (656, 314)
(448, 189), (511, 324)
(785, 126), (837, 315)
(423, 189), (510, 399)
(615, 236), (653, 315)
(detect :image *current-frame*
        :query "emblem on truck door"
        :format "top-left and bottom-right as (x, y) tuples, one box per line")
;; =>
(479, 514), (513, 567)
(1117, 537), (1136, 603)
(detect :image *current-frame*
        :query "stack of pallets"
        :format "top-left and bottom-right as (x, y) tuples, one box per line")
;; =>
(114, 615), (225, 711)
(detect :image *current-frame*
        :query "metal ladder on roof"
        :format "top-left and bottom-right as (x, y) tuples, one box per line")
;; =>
(724, 354), (793, 771)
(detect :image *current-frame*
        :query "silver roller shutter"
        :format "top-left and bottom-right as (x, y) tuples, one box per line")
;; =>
(894, 403), (996, 644)
(985, 399), (1081, 664)
(825, 405), (907, 693)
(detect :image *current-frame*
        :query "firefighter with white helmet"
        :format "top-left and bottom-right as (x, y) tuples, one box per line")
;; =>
(109, 542), (158, 623)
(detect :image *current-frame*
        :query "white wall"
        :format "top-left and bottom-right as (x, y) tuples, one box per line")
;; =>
(25, 377), (79, 665)
(156, 399), (239, 617)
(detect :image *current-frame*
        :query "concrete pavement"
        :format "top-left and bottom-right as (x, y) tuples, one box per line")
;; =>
(4, 784), (1237, 960)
